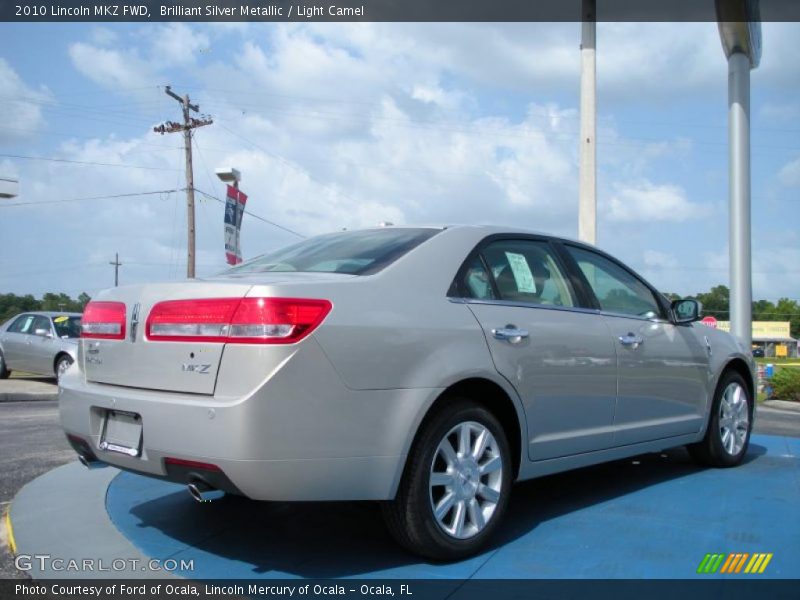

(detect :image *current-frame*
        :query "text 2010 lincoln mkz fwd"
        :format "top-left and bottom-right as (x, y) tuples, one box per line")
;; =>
(60, 225), (755, 560)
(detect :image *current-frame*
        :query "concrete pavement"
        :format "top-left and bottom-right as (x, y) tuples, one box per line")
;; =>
(0, 374), (57, 402)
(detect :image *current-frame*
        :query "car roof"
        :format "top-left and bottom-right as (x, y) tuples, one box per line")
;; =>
(367, 224), (587, 247)
(13, 311), (82, 318)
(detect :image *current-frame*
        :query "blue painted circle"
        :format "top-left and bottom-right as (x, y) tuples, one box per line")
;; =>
(105, 434), (799, 579)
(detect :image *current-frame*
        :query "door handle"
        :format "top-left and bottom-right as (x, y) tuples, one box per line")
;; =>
(492, 325), (529, 344)
(618, 333), (644, 347)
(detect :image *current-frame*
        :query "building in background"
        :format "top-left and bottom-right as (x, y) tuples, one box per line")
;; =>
(716, 321), (798, 358)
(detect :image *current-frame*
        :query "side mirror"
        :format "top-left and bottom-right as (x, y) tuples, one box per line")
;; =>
(671, 299), (702, 324)
(34, 328), (52, 338)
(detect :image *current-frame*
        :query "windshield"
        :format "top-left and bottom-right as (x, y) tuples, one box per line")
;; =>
(224, 228), (440, 276)
(53, 316), (81, 339)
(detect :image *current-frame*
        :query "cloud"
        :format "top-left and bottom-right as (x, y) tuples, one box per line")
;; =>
(88, 27), (118, 46)
(758, 102), (800, 124)
(643, 250), (679, 269)
(778, 156), (800, 187)
(0, 59), (52, 141)
(606, 181), (711, 222)
(68, 42), (154, 89)
(5, 21), (794, 301)
(597, 23), (723, 99)
(704, 238), (800, 302)
(149, 23), (211, 67)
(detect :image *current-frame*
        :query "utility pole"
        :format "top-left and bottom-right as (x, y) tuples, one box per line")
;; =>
(109, 253), (122, 287)
(578, 0), (597, 245)
(154, 86), (213, 278)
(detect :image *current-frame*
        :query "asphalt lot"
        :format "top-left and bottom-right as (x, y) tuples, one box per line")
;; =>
(0, 400), (75, 579)
(0, 387), (798, 580)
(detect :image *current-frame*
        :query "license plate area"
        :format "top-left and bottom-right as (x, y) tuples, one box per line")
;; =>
(100, 410), (142, 457)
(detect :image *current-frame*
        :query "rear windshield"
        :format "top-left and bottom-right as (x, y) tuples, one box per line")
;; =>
(224, 228), (440, 276)
(53, 316), (81, 339)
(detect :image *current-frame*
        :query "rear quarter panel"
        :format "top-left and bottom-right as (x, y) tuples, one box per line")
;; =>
(309, 227), (506, 391)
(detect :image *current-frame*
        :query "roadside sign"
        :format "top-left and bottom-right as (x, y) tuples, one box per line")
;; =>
(701, 316), (718, 328)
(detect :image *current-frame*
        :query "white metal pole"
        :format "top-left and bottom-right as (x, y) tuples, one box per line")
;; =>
(728, 51), (752, 349)
(578, 1), (597, 245)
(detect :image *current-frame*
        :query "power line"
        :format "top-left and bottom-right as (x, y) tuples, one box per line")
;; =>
(0, 153), (180, 172)
(0, 125), (182, 149)
(204, 101), (800, 153)
(217, 121), (359, 207)
(193, 188), (306, 239)
(0, 189), (181, 208)
(180, 84), (800, 134)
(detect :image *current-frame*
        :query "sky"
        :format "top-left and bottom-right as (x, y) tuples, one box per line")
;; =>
(0, 21), (798, 302)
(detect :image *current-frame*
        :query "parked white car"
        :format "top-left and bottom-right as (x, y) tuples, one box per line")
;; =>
(1, 311), (81, 380)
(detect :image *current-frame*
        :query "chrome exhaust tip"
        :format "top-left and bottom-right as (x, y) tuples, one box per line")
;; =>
(187, 481), (225, 503)
(78, 454), (106, 469)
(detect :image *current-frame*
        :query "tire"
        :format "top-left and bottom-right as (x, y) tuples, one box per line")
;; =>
(55, 355), (74, 381)
(0, 351), (9, 379)
(382, 398), (512, 561)
(687, 371), (753, 467)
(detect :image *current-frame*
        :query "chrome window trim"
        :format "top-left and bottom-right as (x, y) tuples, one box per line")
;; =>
(449, 296), (672, 324)
(449, 296), (600, 317)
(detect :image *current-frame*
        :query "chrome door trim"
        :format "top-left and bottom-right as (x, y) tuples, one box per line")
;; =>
(450, 296), (675, 325)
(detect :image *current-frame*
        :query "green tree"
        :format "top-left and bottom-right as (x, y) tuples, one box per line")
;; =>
(0, 292), (92, 324)
(694, 285), (730, 320)
(774, 298), (800, 339)
(77, 292), (91, 310)
(752, 298), (776, 321)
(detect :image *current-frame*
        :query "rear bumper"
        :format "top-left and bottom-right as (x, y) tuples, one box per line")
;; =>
(59, 339), (440, 501)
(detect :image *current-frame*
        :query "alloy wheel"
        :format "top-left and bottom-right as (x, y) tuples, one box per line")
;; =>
(718, 382), (749, 455)
(57, 358), (72, 380)
(429, 421), (503, 539)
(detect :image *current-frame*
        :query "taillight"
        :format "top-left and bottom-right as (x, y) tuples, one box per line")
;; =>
(145, 297), (332, 344)
(82, 301), (126, 340)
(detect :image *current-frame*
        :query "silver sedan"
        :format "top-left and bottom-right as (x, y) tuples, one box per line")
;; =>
(59, 226), (754, 559)
(0, 311), (81, 380)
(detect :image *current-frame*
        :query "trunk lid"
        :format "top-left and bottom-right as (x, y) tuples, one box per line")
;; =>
(83, 273), (353, 395)
(83, 281), (254, 395)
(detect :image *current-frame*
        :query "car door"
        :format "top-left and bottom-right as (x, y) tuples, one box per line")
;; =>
(1, 314), (36, 371)
(28, 315), (57, 375)
(453, 237), (618, 461)
(562, 244), (710, 445)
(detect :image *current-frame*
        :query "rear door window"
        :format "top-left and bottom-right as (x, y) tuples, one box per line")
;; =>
(457, 239), (576, 308)
(461, 256), (496, 300)
(31, 316), (52, 336)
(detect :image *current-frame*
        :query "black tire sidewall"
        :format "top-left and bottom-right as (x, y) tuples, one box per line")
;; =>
(707, 372), (753, 466)
(405, 401), (512, 558)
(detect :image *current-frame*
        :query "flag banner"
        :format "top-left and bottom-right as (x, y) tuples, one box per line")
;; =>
(224, 185), (248, 265)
